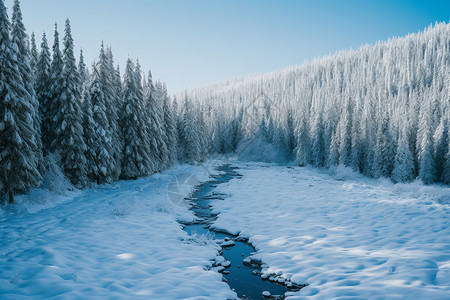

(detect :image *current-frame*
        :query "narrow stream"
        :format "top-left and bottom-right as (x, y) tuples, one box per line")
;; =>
(181, 164), (305, 300)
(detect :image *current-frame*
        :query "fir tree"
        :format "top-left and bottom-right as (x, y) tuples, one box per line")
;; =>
(179, 95), (201, 163)
(35, 32), (52, 152)
(10, 0), (43, 172)
(433, 117), (448, 181)
(149, 79), (170, 171)
(29, 31), (38, 75)
(105, 45), (122, 180)
(48, 23), (64, 150)
(51, 19), (87, 187)
(295, 112), (311, 166)
(0, 0), (41, 202)
(392, 120), (415, 183)
(417, 98), (436, 184)
(82, 92), (97, 183)
(120, 58), (151, 179)
(310, 110), (325, 167)
(163, 93), (178, 166)
(88, 65), (114, 184)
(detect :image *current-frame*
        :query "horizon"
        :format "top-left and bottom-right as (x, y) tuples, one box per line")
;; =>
(5, 0), (450, 94)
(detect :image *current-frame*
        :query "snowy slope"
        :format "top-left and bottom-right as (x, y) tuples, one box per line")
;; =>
(212, 162), (450, 299)
(0, 164), (235, 300)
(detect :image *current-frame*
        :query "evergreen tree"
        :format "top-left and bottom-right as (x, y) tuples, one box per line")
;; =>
(78, 49), (89, 90)
(51, 19), (87, 187)
(338, 96), (353, 166)
(392, 119), (415, 183)
(88, 65), (115, 184)
(48, 24), (64, 150)
(29, 31), (38, 75)
(10, 0), (43, 172)
(0, 0), (41, 202)
(310, 110), (325, 167)
(35, 32), (52, 152)
(119, 58), (151, 179)
(433, 117), (448, 181)
(145, 77), (166, 172)
(163, 93), (178, 166)
(82, 91), (97, 183)
(105, 45), (122, 180)
(417, 98), (436, 184)
(295, 113), (311, 166)
(179, 95), (201, 163)
(441, 135), (450, 184)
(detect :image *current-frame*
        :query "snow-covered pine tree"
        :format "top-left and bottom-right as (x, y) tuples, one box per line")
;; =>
(88, 64), (115, 184)
(392, 118), (415, 183)
(163, 92), (178, 166)
(179, 95), (201, 164)
(48, 24), (64, 151)
(433, 116), (448, 181)
(119, 58), (152, 179)
(295, 110), (311, 166)
(78, 49), (90, 92)
(51, 19), (88, 187)
(338, 95), (353, 167)
(145, 77), (167, 172)
(105, 46), (122, 180)
(10, 0), (43, 173)
(0, 0), (42, 202)
(417, 95), (436, 184)
(82, 91), (97, 183)
(35, 32), (52, 152)
(310, 109), (325, 167)
(29, 31), (38, 75)
(441, 133), (450, 184)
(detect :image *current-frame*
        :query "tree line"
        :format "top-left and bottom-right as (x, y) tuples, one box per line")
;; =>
(181, 22), (450, 185)
(0, 0), (186, 203)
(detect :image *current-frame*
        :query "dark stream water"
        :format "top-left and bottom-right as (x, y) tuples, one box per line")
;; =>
(181, 164), (304, 300)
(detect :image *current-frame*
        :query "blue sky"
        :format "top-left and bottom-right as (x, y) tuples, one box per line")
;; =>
(5, 0), (450, 94)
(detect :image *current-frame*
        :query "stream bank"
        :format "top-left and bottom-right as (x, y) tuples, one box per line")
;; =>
(180, 164), (305, 300)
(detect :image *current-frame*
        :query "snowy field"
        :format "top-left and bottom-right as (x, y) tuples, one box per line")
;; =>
(212, 162), (450, 299)
(0, 164), (235, 300)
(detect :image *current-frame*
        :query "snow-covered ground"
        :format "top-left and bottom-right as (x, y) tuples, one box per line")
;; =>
(212, 162), (450, 299)
(0, 163), (235, 300)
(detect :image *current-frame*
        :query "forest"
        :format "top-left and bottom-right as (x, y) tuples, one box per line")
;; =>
(0, 0), (179, 203)
(180, 23), (450, 185)
(0, 0), (449, 205)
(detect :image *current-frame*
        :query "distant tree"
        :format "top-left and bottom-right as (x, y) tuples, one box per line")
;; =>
(179, 95), (202, 163)
(310, 110), (325, 167)
(392, 119), (415, 183)
(295, 112), (311, 167)
(417, 98), (436, 184)
(433, 116), (448, 181)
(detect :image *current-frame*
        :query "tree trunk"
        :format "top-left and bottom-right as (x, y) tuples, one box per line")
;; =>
(8, 191), (14, 204)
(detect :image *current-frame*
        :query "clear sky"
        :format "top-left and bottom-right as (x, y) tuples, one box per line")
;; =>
(4, 0), (450, 94)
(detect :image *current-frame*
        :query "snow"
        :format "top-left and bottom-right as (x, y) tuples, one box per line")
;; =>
(0, 163), (235, 300)
(212, 162), (450, 299)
